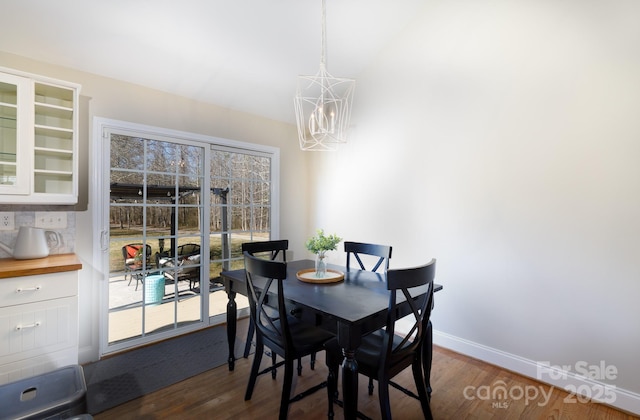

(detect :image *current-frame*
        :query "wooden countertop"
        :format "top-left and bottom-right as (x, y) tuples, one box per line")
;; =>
(0, 253), (82, 279)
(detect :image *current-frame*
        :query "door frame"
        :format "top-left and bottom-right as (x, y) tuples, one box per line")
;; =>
(92, 117), (280, 357)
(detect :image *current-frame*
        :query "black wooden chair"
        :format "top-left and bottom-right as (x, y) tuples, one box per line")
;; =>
(241, 240), (288, 358)
(243, 251), (334, 419)
(345, 240), (392, 394)
(122, 243), (152, 291)
(241, 240), (314, 376)
(325, 259), (436, 420)
(345, 241), (392, 274)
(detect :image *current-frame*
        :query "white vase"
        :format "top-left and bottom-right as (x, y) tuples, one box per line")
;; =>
(315, 251), (327, 278)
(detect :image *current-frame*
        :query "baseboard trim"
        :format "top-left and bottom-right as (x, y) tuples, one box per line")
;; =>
(433, 330), (640, 416)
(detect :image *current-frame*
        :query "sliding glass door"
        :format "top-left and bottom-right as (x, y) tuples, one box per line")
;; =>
(97, 118), (278, 356)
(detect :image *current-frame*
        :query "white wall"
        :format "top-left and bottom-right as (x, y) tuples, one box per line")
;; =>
(312, 0), (640, 414)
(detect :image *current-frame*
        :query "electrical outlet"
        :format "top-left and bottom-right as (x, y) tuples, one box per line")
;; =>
(35, 211), (67, 229)
(0, 212), (14, 230)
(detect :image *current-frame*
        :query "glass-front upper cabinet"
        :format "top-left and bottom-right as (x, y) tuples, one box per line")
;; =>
(0, 68), (80, 204)
(0, 73), (30, 195)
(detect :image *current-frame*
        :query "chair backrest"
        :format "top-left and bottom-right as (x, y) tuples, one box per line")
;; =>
(344, 241), (392, 273)
(177, 243), (200, 258)
(242, 240), (288, 262)
(380, 259), (436, 372)
(122, 243), (152, 264)
(243, 251), (292, 353)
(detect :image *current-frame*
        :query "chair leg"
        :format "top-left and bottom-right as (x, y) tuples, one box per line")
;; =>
(245, 340), (264, 401)
(412, 359), (433, 420)
(310, 351), (316, 370)
(377, 377), (392, 420)
(279, 357), (295, 420)
(244, 319), (255, 358)
(272, 351), (278, 379)
(424, 320), (434, 395)
(368, 377), (375, 395)
(326, 351), (339, 419)
(297, 357), (303, 376)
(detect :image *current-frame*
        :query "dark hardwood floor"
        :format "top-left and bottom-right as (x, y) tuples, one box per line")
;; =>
(94, 321), (637, 419)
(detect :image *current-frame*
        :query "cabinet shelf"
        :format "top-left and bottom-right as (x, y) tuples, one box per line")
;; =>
(35, 126), (73, 152)
(0, 105), (17, 128)
(35, 148), (73, 173)
(34, 101), (73, 112)
(35, 83), (74, 108)
(34, 124), (74, 135)
(34, 172), (73, 195)
(34, 108), (73, 130)
(34, 147), (73, 156)
(0, 80), (18, 105)
(0, 153), (17, 164)
(34, 169), (73, 176)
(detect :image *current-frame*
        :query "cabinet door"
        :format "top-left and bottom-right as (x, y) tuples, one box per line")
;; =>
(0, 73), (31, 195)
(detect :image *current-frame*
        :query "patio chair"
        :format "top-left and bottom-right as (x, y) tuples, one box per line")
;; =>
(163, 255), (201, 291)
(158, 243), (202, 291)
(122, 243), (152, 291)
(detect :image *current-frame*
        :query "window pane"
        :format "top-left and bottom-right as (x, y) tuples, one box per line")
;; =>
(110, 136), (144, 170)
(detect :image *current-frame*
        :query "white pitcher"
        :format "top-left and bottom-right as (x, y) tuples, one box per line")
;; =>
(0, 227), (51, 259)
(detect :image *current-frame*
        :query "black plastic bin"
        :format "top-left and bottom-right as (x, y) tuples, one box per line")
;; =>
(0, 365), (88, 420)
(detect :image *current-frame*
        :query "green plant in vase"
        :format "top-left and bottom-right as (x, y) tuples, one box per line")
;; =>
(306, 229), (342, 278)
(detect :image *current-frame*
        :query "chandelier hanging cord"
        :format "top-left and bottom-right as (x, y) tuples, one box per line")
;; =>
(320, 0), (327, 70)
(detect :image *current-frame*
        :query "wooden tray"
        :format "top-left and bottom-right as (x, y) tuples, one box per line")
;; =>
(296, 268), (344, 284)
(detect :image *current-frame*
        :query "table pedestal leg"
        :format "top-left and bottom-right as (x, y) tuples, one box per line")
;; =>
(226, 289), (237, 371)
(342, 348), (358, 419)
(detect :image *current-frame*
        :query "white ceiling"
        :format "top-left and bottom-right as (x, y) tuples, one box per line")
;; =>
(0, 0), (425, 124)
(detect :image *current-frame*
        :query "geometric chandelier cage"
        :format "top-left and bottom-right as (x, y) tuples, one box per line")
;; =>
(294, 0), (355, 151)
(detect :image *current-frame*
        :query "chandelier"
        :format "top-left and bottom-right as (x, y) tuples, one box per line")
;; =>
(294, 0), (355, 151)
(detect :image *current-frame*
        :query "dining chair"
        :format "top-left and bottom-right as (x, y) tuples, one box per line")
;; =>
(122, 243), (152, 291)
(345, 241), (392, 274)
(241, 241), (289, 367)
(325, 259), (436, 420)
(344, 240), (392, 394)
(243, 251), (334, 420)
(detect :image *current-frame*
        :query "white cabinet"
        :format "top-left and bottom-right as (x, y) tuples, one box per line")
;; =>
(0, 68), (80, 204)
(0, 255), (81, 385)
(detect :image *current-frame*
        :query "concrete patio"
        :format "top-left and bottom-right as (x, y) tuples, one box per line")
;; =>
(107, 273), (248, 344)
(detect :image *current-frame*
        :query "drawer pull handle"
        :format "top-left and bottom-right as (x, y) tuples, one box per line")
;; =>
(16, 286), (42, 293)
(15, 322), (41, 331)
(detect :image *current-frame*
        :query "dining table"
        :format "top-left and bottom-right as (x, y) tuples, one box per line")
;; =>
(221, 259), (442, 419)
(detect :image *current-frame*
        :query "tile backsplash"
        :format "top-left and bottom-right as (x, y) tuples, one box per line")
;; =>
(0, 211), (75, 259)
